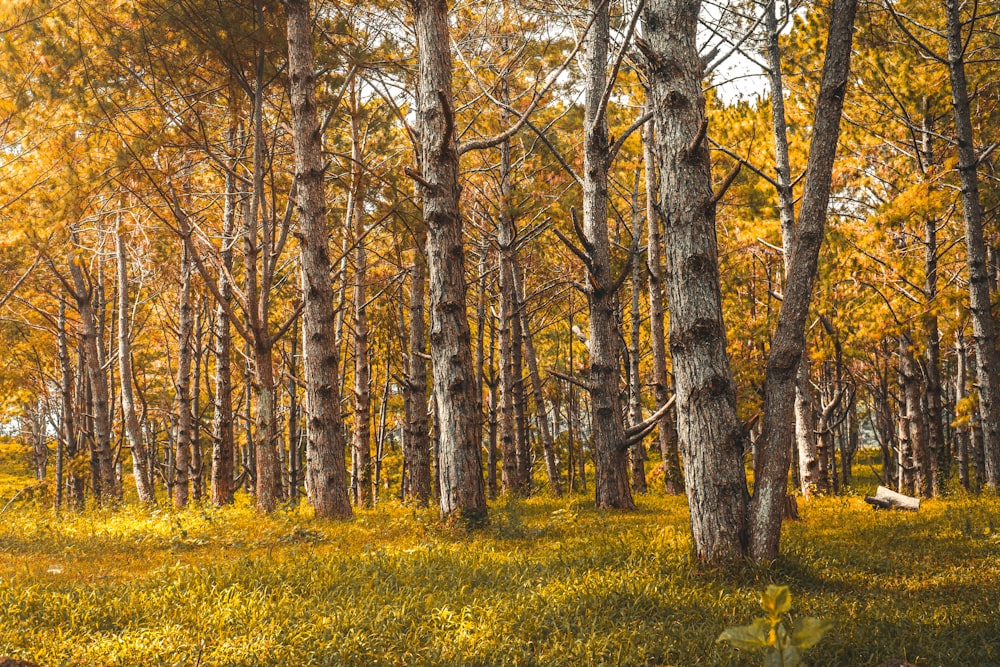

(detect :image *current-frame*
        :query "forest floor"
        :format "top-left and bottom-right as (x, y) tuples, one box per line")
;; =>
(0, 442), (997, 666)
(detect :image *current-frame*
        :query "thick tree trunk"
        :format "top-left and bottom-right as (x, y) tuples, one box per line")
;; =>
(285, 0), (352, 519)
(411, 0), (487, 524)
(115, 230), (155, 505)
(645, 0), (749, 560)
(68, 241), (117, 504)
(945, 0), (1000, 491)
(583, 0), (632, 510)
(642, 117), (682, 495)
(747, 0), (858, 561)
(173, 243), (194, 509)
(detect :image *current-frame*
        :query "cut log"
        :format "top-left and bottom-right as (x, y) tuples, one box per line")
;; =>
(864, 485), (920, 511)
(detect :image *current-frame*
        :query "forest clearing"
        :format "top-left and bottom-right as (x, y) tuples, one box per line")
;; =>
(2, 0), (1000, 664)
(1, 442), (998, 666)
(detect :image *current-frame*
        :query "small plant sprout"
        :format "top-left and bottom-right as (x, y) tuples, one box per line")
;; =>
(717, 585), (832, 667)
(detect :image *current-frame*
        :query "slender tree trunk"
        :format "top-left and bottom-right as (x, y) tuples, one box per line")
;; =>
(412, 0), (487, 524)
(645, 0), (749, 560)
(115, 230), (155, 505)
(173, 243), (194, 509)
(515, 270), (561, 496)
(628, 177), (647, 494)
(945, 0), (1000, 491)
(956, 329), (971, 489)
(285, 0), (352, 519)
(211, 126), (237, 505)
(68, 239), (117, 504)
(642, 116), (682, 495)
(57, 298), (75, 510)
(402, 247), (432, 505)
(348, 84), (373, 509)
(191, 303), (204, 502)
(288, 321), (301, 505)
(747, 0), (858, 561)
(486, 309), (499, 499)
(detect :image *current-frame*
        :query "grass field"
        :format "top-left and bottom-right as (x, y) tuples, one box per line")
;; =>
(0, 441), (997, 666)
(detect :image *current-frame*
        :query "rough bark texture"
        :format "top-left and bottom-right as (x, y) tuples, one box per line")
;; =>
(402, 247), (432, 505)
(57, 298), (84, 510)
(115, 230), (155, 505)
(945, 0), (1000, 491)
(748, 0), (858, 561)
(68, 244), (117, 503)
(210, 99), (237, 506)
(642, 117), (682, 494)
(412, 0), (487, 524)
(584, 0), (632, 510)
(285, 0), (352, 519)
(645, 0), (749, 560)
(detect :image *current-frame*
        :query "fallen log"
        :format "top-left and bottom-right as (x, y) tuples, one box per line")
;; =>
(864, 485), (919, 511)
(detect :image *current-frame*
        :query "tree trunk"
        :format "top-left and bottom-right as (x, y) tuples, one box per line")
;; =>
(628, 176), (647, 494)
(747, 0), (858, 561)
(956, 329), (971, 489)
(285, 0), (352, 519)
(583, 0), (632, 510)
(67, 238), (117, 504)
(115, 229), (155, 505)
(411, 0), (487, 524)
(210, 110), (237, 505)
(945, 0), (1000, 491)
(515, 269), (561, 496)
(642, 115), (682, 495)
(173, 243), (194, 509)
(644, 0), (749, 560)
(402, 247), (432, 505)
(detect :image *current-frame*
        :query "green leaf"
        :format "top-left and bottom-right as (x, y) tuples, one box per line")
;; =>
(717, 618), (772, 649)
(791, 616), (833, 649)
(763, 644), (801, 667)
(762, 585), (792, 615)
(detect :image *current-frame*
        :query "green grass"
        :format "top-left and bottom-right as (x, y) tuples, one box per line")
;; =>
(0, 443), (997, 666)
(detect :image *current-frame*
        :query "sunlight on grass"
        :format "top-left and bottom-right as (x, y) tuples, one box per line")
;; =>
(0, 443), (997, 666)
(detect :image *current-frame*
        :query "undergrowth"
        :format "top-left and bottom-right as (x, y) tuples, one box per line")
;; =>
(0, 443), (997, 666)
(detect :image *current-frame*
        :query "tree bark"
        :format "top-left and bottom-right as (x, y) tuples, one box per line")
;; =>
(644, 0), (749, 560)
(349, 83), (373, 509)
(583, 0), (632, 510)
(945, 0), (1000, 491)
(173, 242), (194, 509)
(285, 0), (352, 519)
(402, 246), (432, 505)
(411, 0), (487, 524)
(115, 229), (155, 505)
(67, 237), (117, 504)
(747, 0), (858, 561)
(642, 116), (682, 495)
